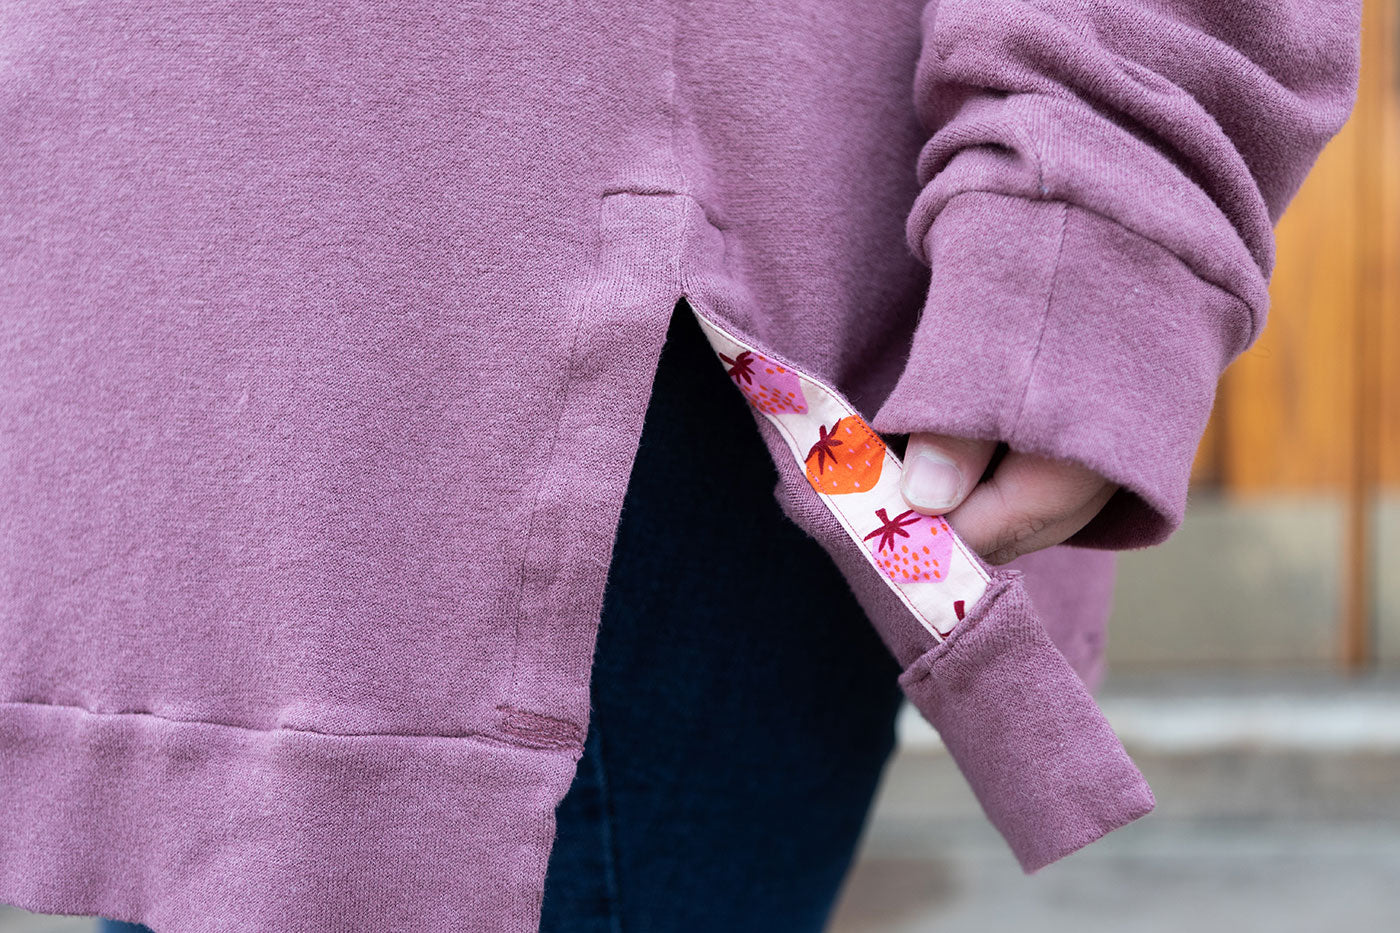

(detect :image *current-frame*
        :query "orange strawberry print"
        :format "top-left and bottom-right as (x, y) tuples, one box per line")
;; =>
(804, 416), (886, 494)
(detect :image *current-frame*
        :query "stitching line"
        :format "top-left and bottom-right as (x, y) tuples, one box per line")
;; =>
(1009, 200), (1068, 435)
(898, 575), (1012, 687)
(665, 0), (691, 303)
(0, 699), (568, 751)
(503, 201), (598, 713)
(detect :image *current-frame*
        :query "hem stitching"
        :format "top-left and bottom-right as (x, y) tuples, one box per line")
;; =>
(0, 698), (575, 752)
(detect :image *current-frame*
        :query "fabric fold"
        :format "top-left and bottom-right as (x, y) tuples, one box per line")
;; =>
(897, 569), (1155, 873)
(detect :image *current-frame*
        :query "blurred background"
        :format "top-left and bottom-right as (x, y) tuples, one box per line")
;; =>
(3, 2), (1398, 933)
(827, 2), (1400, 929)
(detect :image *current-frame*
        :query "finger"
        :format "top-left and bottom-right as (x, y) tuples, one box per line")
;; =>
(942, 449), (1118, 564)
(900, 433), (998, 516)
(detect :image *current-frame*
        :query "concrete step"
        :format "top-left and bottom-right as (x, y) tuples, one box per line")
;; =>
(836, 673), (1400, 932)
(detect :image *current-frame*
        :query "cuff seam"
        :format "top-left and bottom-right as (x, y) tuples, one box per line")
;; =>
(921, 187), (1260, 351)
(898, 571), (1022, 688)
(1008, 200), (1070, 440)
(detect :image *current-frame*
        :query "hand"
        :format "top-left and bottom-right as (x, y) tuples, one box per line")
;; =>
(898, 433), (1118, 565)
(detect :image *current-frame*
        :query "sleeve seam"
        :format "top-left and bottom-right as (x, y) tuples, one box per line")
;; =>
(1007, 200), (1069, 439)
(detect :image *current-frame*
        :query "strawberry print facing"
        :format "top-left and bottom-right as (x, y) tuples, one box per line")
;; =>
(688, 303), (990, 641)
(862, 508), (957, 583)
(719, 349), (808, 414)
(805, 417), (884, 494)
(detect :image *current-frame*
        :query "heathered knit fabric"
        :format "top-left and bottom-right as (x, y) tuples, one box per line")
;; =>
(0, 0), (1360, 929)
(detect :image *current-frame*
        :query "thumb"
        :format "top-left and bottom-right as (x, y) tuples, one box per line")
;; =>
(900, 433), (998, 516)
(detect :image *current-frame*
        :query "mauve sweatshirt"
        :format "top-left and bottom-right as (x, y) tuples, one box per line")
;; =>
(0, 1), (1361, 930)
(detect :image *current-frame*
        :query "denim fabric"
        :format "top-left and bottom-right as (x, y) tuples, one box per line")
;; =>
(538, 301), (906, 932)
(93, 301), (905, 932)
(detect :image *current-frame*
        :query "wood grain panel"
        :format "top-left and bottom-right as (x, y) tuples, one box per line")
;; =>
(1194, 0), (1398, 495)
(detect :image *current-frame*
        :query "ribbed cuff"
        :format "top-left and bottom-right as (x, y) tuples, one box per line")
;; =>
(871, 189), (1252, 549)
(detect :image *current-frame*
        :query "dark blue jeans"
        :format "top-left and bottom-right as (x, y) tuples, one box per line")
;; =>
(100, 299), (905, 932)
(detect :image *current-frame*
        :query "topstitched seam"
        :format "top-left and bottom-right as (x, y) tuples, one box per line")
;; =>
(1008, 201), (1069, 436)
(502, 201), (598, 716)
(1, 698), (575, 752)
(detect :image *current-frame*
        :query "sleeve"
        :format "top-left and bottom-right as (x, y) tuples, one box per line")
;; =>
(868, 0), (1364, 549)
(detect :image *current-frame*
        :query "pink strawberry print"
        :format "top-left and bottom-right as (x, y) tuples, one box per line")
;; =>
(717, 349), (808, 415)
(861, 507), (955, 584)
